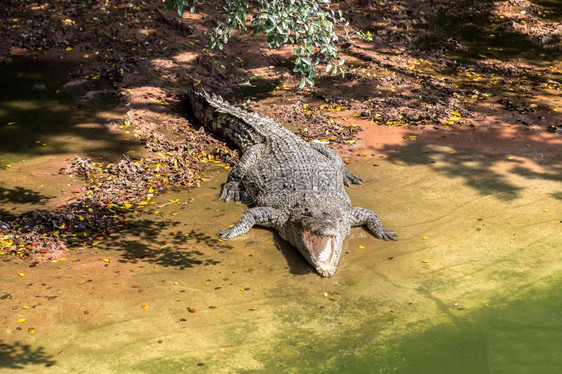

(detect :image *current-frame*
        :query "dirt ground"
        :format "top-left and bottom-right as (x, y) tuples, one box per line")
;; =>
(0, 0), (561, 261)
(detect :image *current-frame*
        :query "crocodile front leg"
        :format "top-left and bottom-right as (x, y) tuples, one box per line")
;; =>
(220, 143), (265, 202)
(309, 142), (363, 186)
(219, 207), (284, 239)
(348, 207), (396, 240)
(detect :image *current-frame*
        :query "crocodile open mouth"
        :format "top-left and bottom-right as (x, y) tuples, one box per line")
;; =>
(302, 231), (339, 277)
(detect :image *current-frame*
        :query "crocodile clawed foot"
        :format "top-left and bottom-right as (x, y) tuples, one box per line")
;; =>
(218, 228), (236, 239)
(344, 169), (363, 186)
(375, 229), (397, 241)
(219, 181), (244, 202)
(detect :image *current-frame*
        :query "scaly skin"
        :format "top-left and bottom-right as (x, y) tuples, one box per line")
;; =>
(186, 89), (396, 277)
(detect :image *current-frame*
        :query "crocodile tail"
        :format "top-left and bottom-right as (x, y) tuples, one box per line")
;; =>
(185, 89), (266, 151)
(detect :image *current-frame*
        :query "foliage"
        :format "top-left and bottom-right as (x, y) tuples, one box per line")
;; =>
(356, 30), (373, 42)
(166, 0), (348, 88)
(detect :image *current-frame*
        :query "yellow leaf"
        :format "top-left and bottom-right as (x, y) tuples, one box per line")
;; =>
(18, 272), (24, 277)
(142, 304), (149, 309)
(358, 245), (365, 250)
(17, 318), (26, 323)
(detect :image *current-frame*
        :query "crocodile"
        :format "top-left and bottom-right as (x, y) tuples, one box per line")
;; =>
(186, 90), (396, 277)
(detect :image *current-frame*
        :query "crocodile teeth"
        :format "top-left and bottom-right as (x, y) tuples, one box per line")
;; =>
(318, 245), (332, 262)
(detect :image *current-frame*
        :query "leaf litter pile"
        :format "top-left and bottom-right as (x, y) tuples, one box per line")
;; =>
(0, 92), (238, 260)
(278, 102), (362, 144)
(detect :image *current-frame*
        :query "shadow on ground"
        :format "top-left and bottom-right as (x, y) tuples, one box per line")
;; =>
(375, 141), (560, 201)
(0, 56), (137, 161)
(0, 186), (53, 220)
(114, 222), (228, 270)
(0, 341), (56, 370)
(0, 186), (51, 205)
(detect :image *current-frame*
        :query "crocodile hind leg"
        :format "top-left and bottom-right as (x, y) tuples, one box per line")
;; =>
(348, 207), (396, 240)
(219, 207), (283, 239)
(309, 143), (363, 186)
(220, 143), (265, 202)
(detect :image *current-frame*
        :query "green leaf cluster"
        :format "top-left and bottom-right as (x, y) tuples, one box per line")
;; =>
(166, 0), (348, 88)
